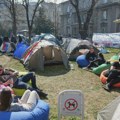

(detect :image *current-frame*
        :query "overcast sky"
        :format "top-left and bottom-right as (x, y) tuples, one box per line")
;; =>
(22, 0), (67, 3)
(46, 0), (67, 3)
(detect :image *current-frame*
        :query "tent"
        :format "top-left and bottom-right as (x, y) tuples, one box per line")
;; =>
(31, 33), (61, 46)
(13, 43), (29, 59)
(62, 38), (99, 60)
(92, 33), (120, 48)
(97, 96), (120, 120)
(22, 40), (69, 71)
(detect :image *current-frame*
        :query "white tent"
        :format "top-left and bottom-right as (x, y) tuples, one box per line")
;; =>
(62, 38), (99, 60)
(92, 33), (120, 48)
(97, 96), (120, 120)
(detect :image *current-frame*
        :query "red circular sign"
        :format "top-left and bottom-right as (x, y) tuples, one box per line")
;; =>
(64, 98), (78, 111)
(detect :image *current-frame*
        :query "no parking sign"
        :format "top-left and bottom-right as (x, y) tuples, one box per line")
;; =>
(58, 90), (84, 120)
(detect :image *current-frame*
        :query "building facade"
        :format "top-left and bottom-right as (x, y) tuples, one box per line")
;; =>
(95, 0), (120, 33)
(58, 0), (120, 38)
(41, 2), (60, 36)
(0, 0), (120, 38)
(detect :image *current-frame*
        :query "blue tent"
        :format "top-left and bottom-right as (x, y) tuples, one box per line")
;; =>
(14, 43), (29, 59)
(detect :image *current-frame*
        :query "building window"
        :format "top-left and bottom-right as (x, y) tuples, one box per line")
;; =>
(103, 0), (107, 3)
(101, 23), (107, 33)
(81, 13), (86, 24)
(102, 10), (107, 20)
(72, 26), (77, 38)
(66, 26), (70, 36)
(73, 13), (77, 24)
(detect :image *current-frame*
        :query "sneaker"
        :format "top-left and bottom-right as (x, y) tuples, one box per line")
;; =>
(82, 67), (89, 70)
(103, 84), (111, 92)
(36, 89), (48, 99)
(82, 67), (91, 71)
(35, 87), (43, 92)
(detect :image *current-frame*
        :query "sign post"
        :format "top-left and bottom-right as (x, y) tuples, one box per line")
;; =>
(58, 90), (84, 120)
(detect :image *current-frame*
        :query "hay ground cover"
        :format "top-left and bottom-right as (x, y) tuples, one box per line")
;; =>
(0, 48), (120, 120)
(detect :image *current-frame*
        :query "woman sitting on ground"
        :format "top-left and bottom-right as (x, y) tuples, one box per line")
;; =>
(0, 65), (47, 99)
(0, 88), (39, 111)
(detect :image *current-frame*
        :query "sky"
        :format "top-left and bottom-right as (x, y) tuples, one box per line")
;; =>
(19, 0), (67, 4)
(45, 0), (67, 3)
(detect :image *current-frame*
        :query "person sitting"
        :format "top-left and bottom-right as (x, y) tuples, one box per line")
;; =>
(10, 36), (17, 53)
(0, 80), (14, 94)
(103, 61), (120, 91)
(0, 88), (39, 111)
(0, 65), (47, 98)
(84, 47), (105, 69)
(0, 37), (3, 48)
(0, 37), (10, 53)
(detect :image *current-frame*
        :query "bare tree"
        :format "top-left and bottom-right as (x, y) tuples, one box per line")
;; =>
(0, 0), (18, 37)
(70, 0), (98, 39)
(22, 0), (44, 42)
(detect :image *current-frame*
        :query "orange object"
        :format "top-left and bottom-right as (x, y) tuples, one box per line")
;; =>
(100, 70), (120, 87)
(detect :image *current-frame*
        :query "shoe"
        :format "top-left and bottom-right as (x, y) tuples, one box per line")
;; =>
(36, 89), (48, 99)
(102, 84), (111, 92)
(82, 67), (91, 71)
(35, 87), (43, 92)
(82, 67), (89, 70)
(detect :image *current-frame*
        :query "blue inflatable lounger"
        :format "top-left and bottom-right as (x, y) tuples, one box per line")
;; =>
(76, 55), (89, 67)
(0, 100), (50, 120)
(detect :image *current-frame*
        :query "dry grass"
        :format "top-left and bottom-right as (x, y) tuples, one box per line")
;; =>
(0, 48), (120, 120)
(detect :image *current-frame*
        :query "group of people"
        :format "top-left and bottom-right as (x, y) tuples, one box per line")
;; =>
(0, 35), (23, 54)
(82, 47), (120, 92)
(83, 47), (106, 70)
(0, 65), (47, 112)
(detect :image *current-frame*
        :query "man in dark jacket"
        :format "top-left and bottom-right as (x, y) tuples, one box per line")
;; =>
(84, 47), (105, 69)
(103, 61), (120, 91)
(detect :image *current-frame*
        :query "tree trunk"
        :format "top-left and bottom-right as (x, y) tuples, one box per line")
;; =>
(28, 26), (32, 44)
(12, 23), (17, 37)
(12, 16), (17, 37)
(79, 30), (88, 39)
(70, 0), (98, 40)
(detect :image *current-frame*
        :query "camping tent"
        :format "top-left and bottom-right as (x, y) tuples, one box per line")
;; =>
(97, 96), (120, 120)
(22, 40), (69, 71)
(92, 33), (120, 48)
(31, 33), (61, 46)
(13, 43), (29, 59)
(62, 38), (99, 60)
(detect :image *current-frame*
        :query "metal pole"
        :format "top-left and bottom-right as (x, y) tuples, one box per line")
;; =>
(54, 0), (57, 36)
